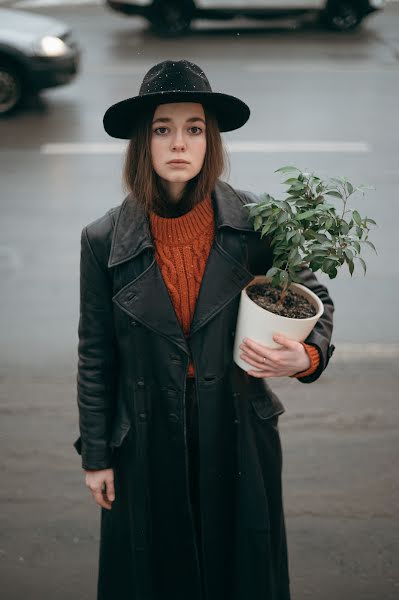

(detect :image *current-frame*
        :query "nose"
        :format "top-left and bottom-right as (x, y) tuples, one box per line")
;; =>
(171, 129), (186, 152)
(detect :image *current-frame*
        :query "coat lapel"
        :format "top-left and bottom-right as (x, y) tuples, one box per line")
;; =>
(109, 180), (255, 353)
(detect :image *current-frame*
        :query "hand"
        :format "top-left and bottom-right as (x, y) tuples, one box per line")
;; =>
(84, 468), (115, 510)
(239, 333), (311, 378)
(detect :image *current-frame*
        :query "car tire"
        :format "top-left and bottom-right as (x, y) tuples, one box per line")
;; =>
(321, 0), (364, 31)
(149, 0), (194, 37)
(0, 63), (24, 116)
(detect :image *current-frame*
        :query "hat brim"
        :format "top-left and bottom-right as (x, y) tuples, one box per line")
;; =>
(103, 91), (250, 139)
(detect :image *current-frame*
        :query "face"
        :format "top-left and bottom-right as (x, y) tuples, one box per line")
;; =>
(150, 102), (207, 202)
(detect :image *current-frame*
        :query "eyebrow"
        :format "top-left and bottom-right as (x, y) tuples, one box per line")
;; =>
(152, 116), (206, 125)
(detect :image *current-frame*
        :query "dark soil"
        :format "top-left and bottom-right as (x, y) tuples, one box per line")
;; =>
(246, 281), (317, 319)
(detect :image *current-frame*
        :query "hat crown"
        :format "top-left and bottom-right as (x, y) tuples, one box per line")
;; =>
(139, 60), (212, 96)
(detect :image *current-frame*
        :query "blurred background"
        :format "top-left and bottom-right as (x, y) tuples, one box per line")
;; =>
(0, 0), (398, 598)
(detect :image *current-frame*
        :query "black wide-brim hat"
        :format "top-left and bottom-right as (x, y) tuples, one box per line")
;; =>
(103, 59), (250, 139)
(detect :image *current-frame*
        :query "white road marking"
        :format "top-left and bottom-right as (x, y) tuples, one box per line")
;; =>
(85, 66), (152, 75)
(246, 63), (399, 73)
(13, 0), (101, 7)
(228, 141), (371, 153)
(41, 142), (127, 154)
(41, 140), (371, 154)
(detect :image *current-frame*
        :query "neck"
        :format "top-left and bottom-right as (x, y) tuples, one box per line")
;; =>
(154, 180), (195, 218)
(162, 179), (186, 204)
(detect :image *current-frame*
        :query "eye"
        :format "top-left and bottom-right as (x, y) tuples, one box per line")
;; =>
(153, 127), (169, 135)
(190, 126), (203, 135)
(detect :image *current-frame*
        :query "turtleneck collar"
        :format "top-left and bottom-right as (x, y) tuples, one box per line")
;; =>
(149, 195), (214, 246)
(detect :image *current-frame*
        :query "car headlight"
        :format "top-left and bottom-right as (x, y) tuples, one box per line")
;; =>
(35, 36), (68, 57)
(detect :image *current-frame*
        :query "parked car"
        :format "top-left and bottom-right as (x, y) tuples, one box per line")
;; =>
(105, 0), (387, 36)
(0, 8), (80, 115)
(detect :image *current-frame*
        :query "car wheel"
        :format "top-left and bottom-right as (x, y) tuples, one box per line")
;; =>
(321, 0), (363, 31)
(0, 64), (23, 116)
(149, 0), (194, 37)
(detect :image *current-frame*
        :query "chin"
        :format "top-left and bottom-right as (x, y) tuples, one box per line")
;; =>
(165, 173), (192, 183)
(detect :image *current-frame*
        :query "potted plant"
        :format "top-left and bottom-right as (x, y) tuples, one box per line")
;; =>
(233, 165), (377, 372)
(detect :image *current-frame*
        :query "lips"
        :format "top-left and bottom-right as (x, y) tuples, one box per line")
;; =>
(167, 160), (190, 164)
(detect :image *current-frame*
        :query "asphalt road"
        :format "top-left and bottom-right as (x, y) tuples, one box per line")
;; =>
(0, 3), (398, 599)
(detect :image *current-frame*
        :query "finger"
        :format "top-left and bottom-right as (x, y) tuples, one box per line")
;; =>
(241, 339), (278, 362)
(273, 333), (297, 349)
(105, 478), (115, 503)
(240, 349), (274, 369)
(93, 488), (112, 510)
(247, 368), (277, 378)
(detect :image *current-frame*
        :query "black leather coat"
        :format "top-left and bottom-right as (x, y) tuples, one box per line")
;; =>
(73, 179), (335, 600)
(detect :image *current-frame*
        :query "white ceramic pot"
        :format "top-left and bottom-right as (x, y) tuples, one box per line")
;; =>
(233, 275), (324, 372)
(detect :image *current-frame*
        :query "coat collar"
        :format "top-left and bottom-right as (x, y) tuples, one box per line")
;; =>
(109, 179), (256, 356)
(107, 179), (253, 267)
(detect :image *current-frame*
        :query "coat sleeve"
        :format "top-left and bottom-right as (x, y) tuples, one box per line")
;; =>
(74, 225), (118, 470)
(291, 266), (335, 383)
(238, 188), (336, 384)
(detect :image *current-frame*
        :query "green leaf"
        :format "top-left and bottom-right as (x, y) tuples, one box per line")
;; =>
(287, 189), (305, 198)
(314, 233), (330, 243)
(346, 182), (354, 195)
(309, 260), (324, 271)
(253, 215), (262, 231)
(356, 256), (367, 274)
(326, 191), (342, 199)
(366, 218), (377, 225)
(344, 248), (354, 261)
(260, 208), (273, 217)
(296, 209), (317, 221)
(274, 166), (300, 174)
(356, 226), (363, 238)
(292, 199), (311, 208)
(362, 240), (377, 253)
(340, 222), (350, 235)
(289, 183), (306, 191)
(293, 232), (302, 245)
(266, 267), (279, 278)
(325, 218), (333, 230)
(348, 260), (354, 276)
(261, 224), (272, 237)
(277, 211), (289, 224)
(282, 178), (299, 184)
(279, 271), (288, 284)
(282, 200), (292, 212)
(352, 210), (362, 226)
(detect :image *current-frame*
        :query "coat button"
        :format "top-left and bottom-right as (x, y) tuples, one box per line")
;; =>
(139, 412), (147, 421)
(168, 413), (179, 423)
(137, 379), (145, 387)
(130, 319), (137, 327)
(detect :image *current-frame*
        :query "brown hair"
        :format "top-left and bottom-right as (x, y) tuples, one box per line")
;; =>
(122, 103), (230, 216)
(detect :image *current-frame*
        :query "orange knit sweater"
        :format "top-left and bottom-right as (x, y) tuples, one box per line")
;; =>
(149, 195), (320, 379)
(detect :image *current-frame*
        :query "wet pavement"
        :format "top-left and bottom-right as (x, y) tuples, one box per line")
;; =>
(0, 3), (398, 598)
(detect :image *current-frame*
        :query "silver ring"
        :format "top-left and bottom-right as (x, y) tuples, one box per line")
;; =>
(263, 356), (266, 363)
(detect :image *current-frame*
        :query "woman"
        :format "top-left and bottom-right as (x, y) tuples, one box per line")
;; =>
(73, 60), (335, 600)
